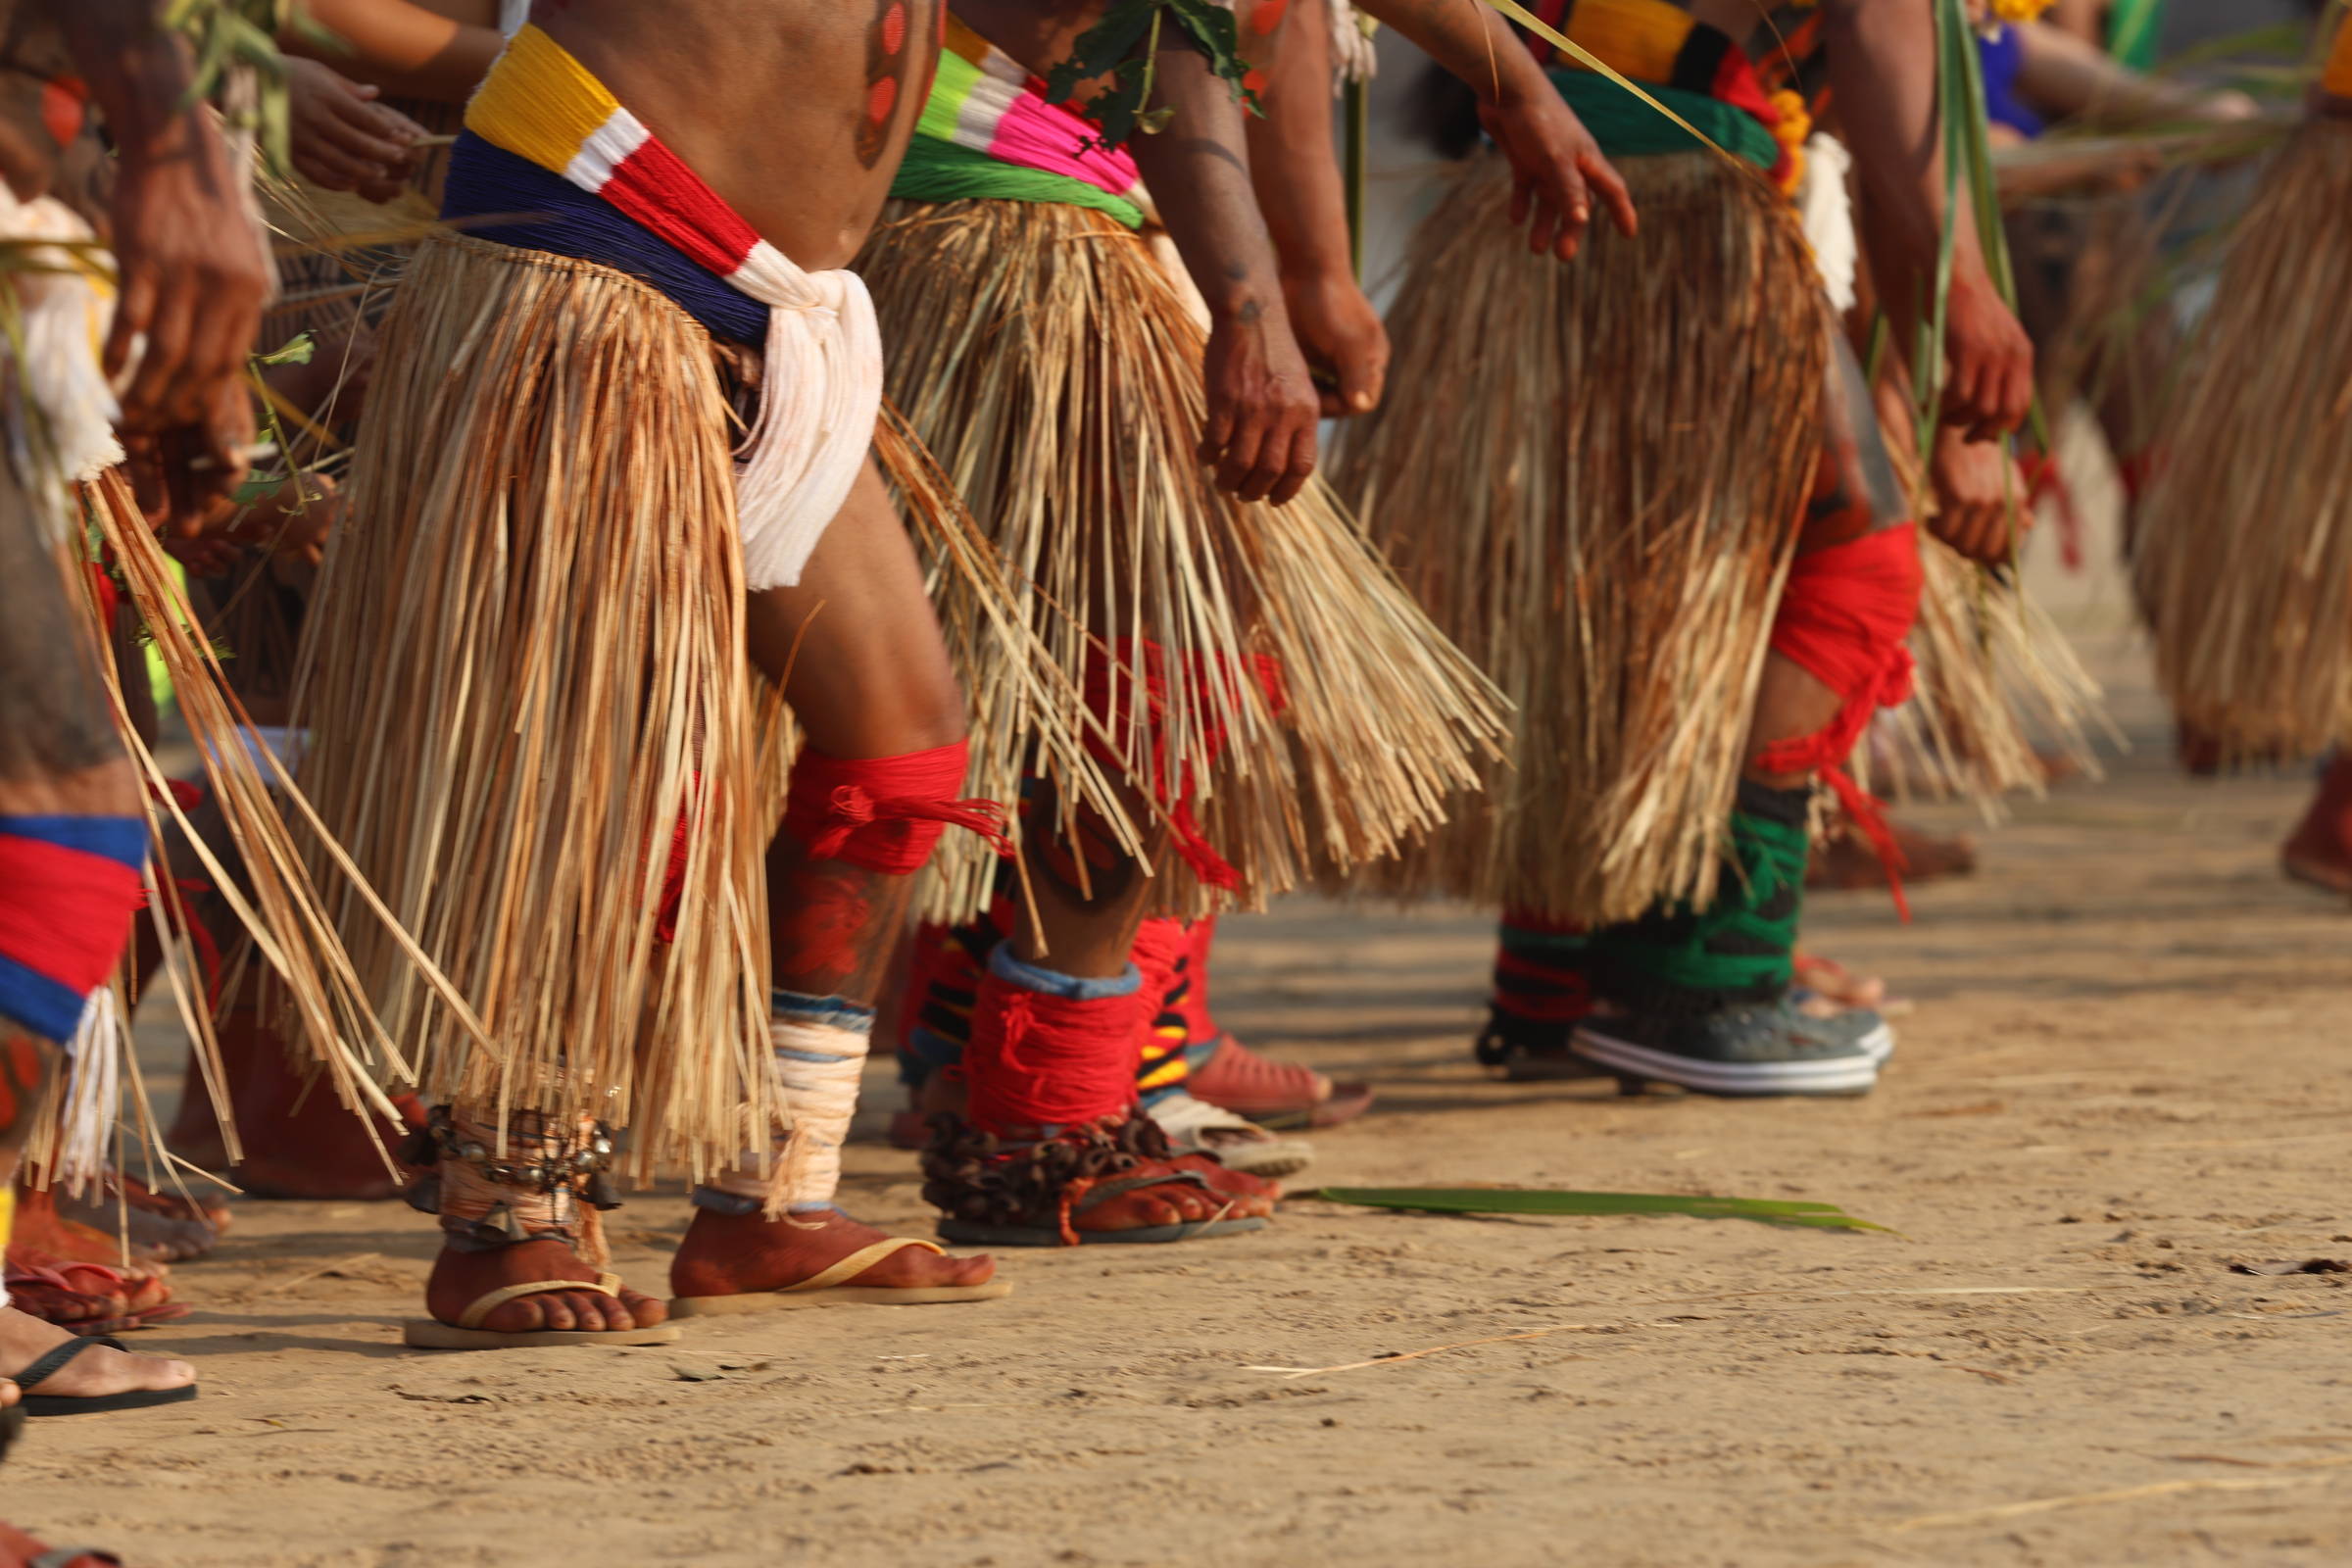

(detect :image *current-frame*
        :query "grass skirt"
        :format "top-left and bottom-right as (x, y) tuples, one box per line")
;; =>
(295, 234), (778, 1182)
(1333, 151), (1827, 925)
(2132, 123), (2352, 762)
(858, 198), (1505, 921)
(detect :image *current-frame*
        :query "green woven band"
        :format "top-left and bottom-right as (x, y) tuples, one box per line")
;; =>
(1546, 69), (1781, 172)
(891, 136), (1147, 230)
(1587, 781), (1809, 1016)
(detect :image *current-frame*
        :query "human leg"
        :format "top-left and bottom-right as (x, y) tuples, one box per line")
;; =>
(0, 491), (194, 1406)
(670, 462), (1006, 1310)
(301, 238), (769, 1348)
(1575, 338), (1918, 1095)
(2280, 751), (2352, 897)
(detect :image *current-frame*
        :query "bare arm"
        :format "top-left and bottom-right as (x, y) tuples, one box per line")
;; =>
(48, 0), (270, 446)
(2017, 21), (2259, 129)
(1357, 0), (1636, 255)
(1821, 0), (2033, 440)
(285, 0), (503, 102)
(1241, 0), (1352, 293)
(2043, 0), (2107, 47)
(1131, 45), (1322, 504)
(1238, 0), (1388, 414)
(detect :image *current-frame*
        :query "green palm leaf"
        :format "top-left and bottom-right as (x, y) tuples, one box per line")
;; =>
(1315, 1186), (1893, 1234)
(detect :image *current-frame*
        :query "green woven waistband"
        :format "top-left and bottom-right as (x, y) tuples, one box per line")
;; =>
(1546, 69), (1781, 172)
(891, 136), (1146, 230)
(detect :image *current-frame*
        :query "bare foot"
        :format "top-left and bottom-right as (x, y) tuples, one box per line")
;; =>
(2281, 756), (2352, 896)
(4, 1253), (174, 1321)
(1163, 1153), (1282, 1206)
(1075, 1157), (1274, 1235)
(1809, 820), (1976, 892)
(670, 1206), (995, 1298)
(54, 1189), (216, 1263)
(0, 1305), (194, 1400)
(10, 1187), (165, 1267)
(1792, 952), (1887, 1012)
(424, 1238), (667, 1335)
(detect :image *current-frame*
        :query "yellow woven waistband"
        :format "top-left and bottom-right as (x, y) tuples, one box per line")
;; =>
(2326, 13), (2352, 100)
(1556, 0), (1693, 84)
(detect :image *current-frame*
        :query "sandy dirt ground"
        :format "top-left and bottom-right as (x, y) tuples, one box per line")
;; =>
(14, 612), (2352, 1566)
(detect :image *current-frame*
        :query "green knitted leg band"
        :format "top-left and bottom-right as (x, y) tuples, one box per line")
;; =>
(1587, 781), (1810, 1017)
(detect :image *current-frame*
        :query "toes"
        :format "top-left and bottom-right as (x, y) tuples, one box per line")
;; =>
(619, 1290), (666, 1329)
(485, 1295), (562, 1334)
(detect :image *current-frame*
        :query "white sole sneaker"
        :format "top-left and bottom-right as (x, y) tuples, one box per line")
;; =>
(1571, 1025), (1881, 1097)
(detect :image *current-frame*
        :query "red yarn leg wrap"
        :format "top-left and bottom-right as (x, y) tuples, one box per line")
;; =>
(1081, 641), (1286, 893)
(1180, 915), (1218, 1044)
(1755, 524), (1924, 919)
(963, 967), (1144, 1134)
(1129, 918), (1189, 1019)
(781, 740), (1012, 874)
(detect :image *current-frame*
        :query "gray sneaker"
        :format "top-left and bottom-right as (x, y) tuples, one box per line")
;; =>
(1572, 997), (1883, 1096)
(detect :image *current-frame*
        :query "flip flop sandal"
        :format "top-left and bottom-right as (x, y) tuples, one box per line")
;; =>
(402, 1273), (682, 1350)
(14, 1335), (200, 1417)
(5, 1265), (175, 1330)
(5, 1285), (117, 1332)
(0, 1517), (123, 1568)
(8, 1255), (169, 1308)
(667, 1237), (1013, 1317)
(938, 1168), (1268, 1249)
(1149, 1091), (1314, 1180)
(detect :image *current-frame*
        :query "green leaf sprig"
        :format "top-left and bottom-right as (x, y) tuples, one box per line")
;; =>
(1043, 0), (1261, 151)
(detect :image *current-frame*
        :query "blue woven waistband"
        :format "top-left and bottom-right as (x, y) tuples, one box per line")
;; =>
(440, 131), (768, 348)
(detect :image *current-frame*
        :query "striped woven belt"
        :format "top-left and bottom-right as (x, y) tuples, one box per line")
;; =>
(1518, 0), (1801, 187)
(888, 14), (1147, 226)
(441, 24), (881, 591)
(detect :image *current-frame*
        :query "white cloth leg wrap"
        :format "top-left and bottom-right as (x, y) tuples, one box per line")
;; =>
(710, 1016), (870, 1210)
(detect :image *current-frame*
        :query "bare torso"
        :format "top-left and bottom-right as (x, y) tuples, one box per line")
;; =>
(533, 0), (944, 270)
(0, 1), (102, 218)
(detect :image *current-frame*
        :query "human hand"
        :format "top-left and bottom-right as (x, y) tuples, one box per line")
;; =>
(1200, 303), (1321, 505)
(286, 57), (426, 201)
(1282, 269), (1389, 417)
(227, 470), (340, 568)
(1477, 88), (1637, 263)
(1939, 272), (2034, 440)
(122, 376), (259, 543)
(104, 114), (273, 433)
(1928, 422), (2030, 565)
